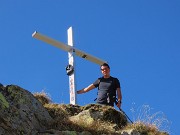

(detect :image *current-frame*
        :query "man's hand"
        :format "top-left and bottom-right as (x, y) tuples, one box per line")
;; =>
(77, 89), (83, 94)
(116, 101), (121, 108)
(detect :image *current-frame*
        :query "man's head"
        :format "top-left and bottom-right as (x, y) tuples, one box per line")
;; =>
(100, 63), (110, 77)
(100, 63), (110, 69)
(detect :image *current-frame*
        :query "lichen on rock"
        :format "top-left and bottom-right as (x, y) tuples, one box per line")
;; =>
(0, 92), (9, 109)
(0, 85), (53, 135)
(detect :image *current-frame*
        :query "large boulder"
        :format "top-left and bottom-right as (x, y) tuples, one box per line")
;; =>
(69, 104), (127, 132)
(0, 85), (53, 135)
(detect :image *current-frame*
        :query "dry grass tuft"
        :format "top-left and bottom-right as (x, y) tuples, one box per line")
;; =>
(33, 91), (51, 105)
(124, 122), (169, 135)
(129, 104), (170, 135)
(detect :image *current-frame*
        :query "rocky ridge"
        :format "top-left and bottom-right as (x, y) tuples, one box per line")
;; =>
(0, 84), (168, 135)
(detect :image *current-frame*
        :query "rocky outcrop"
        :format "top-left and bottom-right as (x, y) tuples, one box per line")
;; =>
(0, 85), (52, 134)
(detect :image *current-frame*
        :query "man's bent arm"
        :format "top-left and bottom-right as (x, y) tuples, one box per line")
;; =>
(117, 87), (122, 101)
(116, 87), (122, 108)
(77, 84), (95, 94)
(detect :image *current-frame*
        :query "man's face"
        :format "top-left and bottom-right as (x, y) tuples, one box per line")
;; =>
(101, 66), (110, 76)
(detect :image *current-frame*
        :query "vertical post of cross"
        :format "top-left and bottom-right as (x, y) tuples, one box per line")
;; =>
(67, 26), (77, 105)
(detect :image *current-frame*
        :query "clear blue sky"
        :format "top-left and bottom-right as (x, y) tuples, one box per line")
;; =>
(0, 1), (179, 134)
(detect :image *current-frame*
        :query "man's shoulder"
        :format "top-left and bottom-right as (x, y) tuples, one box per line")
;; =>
(110, 77), (120, 84)
(110, 76), (118, 80)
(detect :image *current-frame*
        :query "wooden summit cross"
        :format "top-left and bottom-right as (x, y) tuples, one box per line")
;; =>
(32, 27), (107, 105)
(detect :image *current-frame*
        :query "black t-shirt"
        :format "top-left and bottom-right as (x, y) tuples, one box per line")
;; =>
(93, 76), (120, 106)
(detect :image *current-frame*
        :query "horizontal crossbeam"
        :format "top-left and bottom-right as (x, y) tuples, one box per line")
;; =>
(32, 31), (107, 65)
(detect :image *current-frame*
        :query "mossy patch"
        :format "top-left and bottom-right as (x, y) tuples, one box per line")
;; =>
(6, 85), (29, 104)
(0, 92), (9, 109)
(61, 131), (77, 135)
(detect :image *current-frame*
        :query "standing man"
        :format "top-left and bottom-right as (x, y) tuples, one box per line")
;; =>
(77, 63), (122, 108)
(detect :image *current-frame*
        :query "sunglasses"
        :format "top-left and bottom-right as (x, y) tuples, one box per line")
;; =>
(101, 68), (109, 71)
